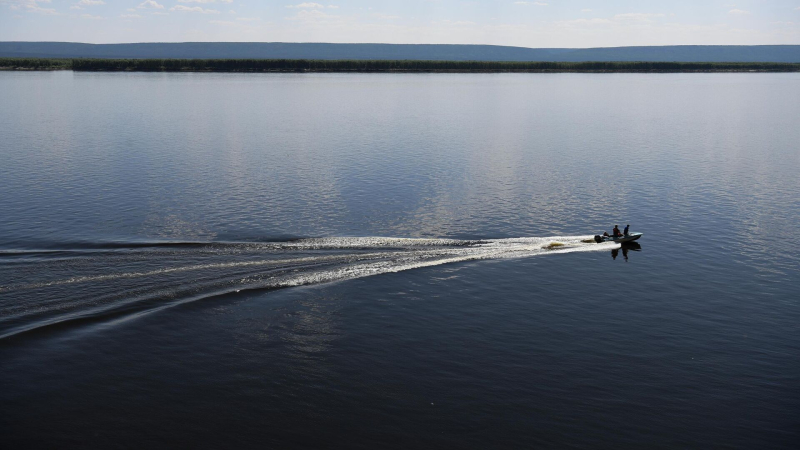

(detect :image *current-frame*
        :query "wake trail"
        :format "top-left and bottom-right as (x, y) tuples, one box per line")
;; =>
(0, 236), (618, 340)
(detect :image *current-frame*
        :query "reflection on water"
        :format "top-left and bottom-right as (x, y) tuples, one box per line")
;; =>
(1, 72), (798, 269)
(1, 71), (799, 450)
(612, 242), (642, 262)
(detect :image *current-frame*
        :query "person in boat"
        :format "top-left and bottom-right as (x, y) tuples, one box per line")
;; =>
(624, 224), (630, 236)
(612, 225), (622, 238)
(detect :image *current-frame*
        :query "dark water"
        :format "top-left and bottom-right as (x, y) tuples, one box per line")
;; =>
(1, 72), (798, 448)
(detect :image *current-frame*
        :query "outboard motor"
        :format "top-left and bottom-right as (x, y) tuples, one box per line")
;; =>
(594, 235), (603, 244)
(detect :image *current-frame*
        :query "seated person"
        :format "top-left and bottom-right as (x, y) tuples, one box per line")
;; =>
(612, 225), (622, 237)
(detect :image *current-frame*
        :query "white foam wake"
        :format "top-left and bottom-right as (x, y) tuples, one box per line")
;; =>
(0, 235), (619, 339)
(1, 236), (617, 293)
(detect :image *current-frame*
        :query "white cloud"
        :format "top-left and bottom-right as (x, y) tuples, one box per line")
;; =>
(285, 7), (345, 24)
(286, 2), (325, 8)
(556, 12), (665, 28)
(292, 8), (331, 19)
(557, 17), (612, 26)
(170, 5), (220, 14)
(80, 13), (102, 19)
(433, 19), (476, 26)
(137, 0), (163, 9)
(8, 0), (59, 15)
(613, 13), (666, 21)
(728, 9), (750, 15)
(177, 0), (232, 3)
(514, 1), (548, 5)
(3, 0), (798, 47)
(4, 0), (52, 6)
(25, 5), (58, 14)
(70, 0), (103, 9)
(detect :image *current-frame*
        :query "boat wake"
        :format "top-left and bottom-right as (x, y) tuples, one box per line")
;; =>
(0, 236), (617, 340)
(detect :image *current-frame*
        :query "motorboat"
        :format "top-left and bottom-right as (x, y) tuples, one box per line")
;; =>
(594, 232), (643, 244)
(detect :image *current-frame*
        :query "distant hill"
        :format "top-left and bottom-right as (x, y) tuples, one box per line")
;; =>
(2, 42), (800, 62)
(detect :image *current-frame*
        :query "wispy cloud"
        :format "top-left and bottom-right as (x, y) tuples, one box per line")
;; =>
(170, 5), (220, 14)
(137, 0), (163, 9)
(286, 2), (337, 8)
(25, 4), (58, 15)
(556, 12), (665, 27)
(557, 17), (612, 26)
(433, 19), (477, 26)
(613, 13), (666, 21)
(373, 12), (400, 20)
(8, 0), (60, 15)
(291, 9), (335, 20)
(2, 0), (798, 48)
(70, 0), (104, 9)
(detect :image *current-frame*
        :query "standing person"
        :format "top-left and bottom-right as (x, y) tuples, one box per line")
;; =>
(624, 224), (630, 236)
(613, 225), (622, 237)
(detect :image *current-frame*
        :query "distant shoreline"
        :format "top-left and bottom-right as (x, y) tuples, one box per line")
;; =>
(2, 58), (799, 73)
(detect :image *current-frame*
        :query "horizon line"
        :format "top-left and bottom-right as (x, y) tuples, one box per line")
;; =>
(3, 41), (800, 49)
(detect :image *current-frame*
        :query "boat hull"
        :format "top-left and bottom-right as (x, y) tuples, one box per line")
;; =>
(595, 232), (643, 244)
(608, 232), (642, 243)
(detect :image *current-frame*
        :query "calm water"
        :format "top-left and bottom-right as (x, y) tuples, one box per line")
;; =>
(1, 71), (799, 449)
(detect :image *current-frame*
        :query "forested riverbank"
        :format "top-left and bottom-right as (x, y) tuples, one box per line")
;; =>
(2, 58), (800, 72)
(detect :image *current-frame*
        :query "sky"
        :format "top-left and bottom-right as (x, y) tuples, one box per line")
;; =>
(1, 0), (799, 47)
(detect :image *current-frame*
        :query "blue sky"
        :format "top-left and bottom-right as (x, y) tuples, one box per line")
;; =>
(1, 0), (799, 47)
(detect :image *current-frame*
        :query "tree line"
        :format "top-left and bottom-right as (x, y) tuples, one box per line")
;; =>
(2, 58), (799, 72)
(0, 58), (72, 70)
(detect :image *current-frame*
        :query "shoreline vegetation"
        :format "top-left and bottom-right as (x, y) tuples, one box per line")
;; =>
(2, 58), (799, 73)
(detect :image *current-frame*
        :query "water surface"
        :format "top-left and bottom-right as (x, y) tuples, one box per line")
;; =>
(1, 72), (798, 448)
